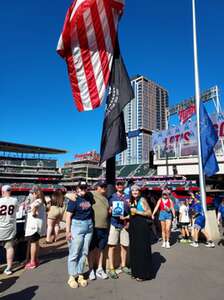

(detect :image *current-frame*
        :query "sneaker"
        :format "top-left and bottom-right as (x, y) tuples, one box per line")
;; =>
(115, 267), (122, 274)
(25, 261), (37, 270)
(89, 269), (96, 281)
(180, 238), (187, 243)
(108, 269), (119, 279)
(166, 241), (170, 249)
(121, 266), (131, 275)
(96, 268), (108, 280)
(4, 268), (13, 276)
(77, 275), (88, 287)
(161, 241), (166, 248)
(190, 242), (199, 248)
(67, 276), (78, 289)
(205, 241), (215, 248)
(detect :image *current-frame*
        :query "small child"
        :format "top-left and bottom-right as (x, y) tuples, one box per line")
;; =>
(179, 200), (191, 243)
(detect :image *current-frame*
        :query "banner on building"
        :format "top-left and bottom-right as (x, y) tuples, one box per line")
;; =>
(152, 113), (224, 157)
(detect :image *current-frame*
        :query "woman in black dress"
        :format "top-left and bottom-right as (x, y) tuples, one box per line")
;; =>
(129, 185), (153, 281)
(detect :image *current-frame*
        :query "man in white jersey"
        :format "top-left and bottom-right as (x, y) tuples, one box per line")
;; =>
(0, 185), (18, 275)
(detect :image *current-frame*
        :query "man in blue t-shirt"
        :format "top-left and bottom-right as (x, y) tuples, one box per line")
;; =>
(107, 181), (130, 279)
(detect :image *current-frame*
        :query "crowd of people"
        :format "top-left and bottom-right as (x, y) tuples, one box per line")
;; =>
(0, 181), (224, 288)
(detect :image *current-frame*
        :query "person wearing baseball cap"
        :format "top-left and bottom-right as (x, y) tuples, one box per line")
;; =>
(107, 180), (131, 279)
(0, 185), (18, 275)
(88, 181), (109, 281)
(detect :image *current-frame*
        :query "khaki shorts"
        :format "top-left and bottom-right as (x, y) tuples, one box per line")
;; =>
(48, 206), (64, 220)
(108, 225), (129, 247)
(0, 239), (15, 250)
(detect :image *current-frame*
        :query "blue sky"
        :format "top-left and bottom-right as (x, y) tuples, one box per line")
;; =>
(1, 0), (224, 166)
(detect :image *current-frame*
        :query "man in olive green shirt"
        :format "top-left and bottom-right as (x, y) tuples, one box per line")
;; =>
(88, 182), (109, 280)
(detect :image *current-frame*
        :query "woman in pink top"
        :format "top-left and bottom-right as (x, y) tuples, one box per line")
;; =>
(152, 190), (175, 249)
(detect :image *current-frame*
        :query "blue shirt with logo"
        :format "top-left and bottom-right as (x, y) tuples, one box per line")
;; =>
(109, 192), (130, 229)
(192, 202), (204, 216)
(67, 195), (93, 221)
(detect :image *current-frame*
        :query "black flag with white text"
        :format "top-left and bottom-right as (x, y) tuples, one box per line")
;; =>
(100, 41), (134, 164)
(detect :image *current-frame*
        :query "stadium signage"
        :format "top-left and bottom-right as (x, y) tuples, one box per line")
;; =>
(74, 151), (100, 161)
(152, 113), (224, 151)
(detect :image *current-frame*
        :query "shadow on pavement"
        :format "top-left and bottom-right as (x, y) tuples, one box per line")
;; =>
(0, 276), (19, 294)
(39, 248), (68, 266)
(170, 231), (180, 246)
(217, 239), (224, 246)
(150, 252), (166, 279)
(1, 286), (39, 300)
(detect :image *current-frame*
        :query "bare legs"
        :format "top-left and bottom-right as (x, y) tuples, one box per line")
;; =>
(30, 241), (39, 264)
(46, 219), (60, 242)
(46, 219), (54, 242)
(165, 220), (172, 242)
(181, 227), (190, 239)
(120, 245), (128, 268)
(54, 221), (60, 242)
(6, 246), (14, 270)
(88, 249), (104, 270)
(161, 220), (172, 242)
(108, 246), (115, 270)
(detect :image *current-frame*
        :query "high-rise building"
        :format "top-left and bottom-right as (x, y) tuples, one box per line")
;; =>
(118, 75), (168, 165)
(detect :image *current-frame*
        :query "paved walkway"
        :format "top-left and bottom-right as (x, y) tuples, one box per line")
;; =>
(1, 238), (224, 300)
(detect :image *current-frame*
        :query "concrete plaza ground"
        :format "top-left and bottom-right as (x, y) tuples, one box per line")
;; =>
(1, 236), (224, 300)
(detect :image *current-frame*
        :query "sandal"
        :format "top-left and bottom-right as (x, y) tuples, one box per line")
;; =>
(78, 275), (88, 287)
(44, 241), (53, 245)
(67, 276), (78, 289)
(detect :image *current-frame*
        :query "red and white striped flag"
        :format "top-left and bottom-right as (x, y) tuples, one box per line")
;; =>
(57, 0), (124, 112)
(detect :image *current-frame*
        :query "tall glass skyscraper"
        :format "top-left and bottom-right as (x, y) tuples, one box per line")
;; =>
(118, 75), (168, 165)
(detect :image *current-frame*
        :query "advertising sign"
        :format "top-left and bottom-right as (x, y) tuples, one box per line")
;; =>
(152, 113), (224, 156)
(74, 151), (100, 161)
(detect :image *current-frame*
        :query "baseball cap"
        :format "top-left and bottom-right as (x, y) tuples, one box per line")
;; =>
(116, 180), (125, 186)
(30, 185), (40, 194)
(1, 185), (12, 193)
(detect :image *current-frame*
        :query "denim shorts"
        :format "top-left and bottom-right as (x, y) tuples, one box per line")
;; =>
(194, 215), (205, 230)
(159, 210), (172, 221)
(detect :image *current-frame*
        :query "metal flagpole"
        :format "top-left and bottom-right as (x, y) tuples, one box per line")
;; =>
(192, 0), (207, 212)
